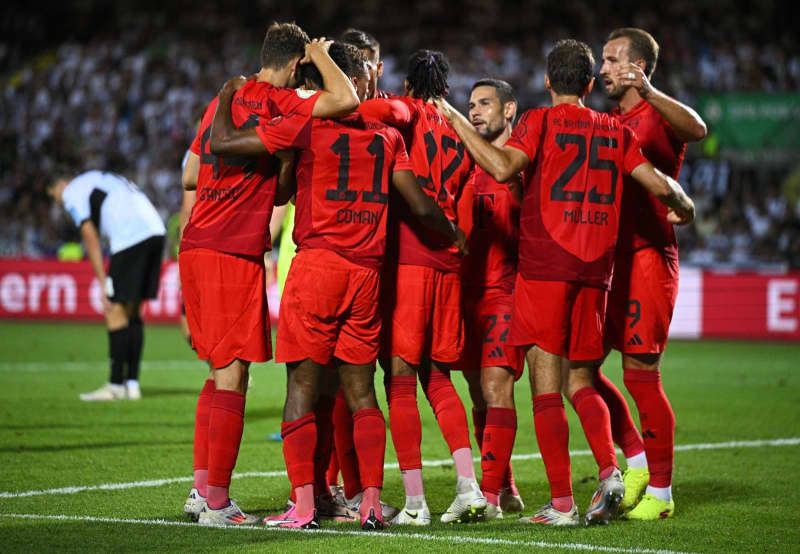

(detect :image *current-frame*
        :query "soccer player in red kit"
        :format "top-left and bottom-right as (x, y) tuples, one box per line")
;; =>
(455, 79), (525, 519)
(436, 39), (695, 526)
(595, 27), (707, 520)
(324, 28), (397, 516)
(210, 43), (466, 530)
(179, 24), (359, 526)
(360, 50), (483, 526)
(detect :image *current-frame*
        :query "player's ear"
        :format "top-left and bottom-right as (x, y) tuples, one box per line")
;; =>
(377, 60), (384, 78)
(544, 75), (551, 91)
(504, 101), (517, 123)
(585, 77), (595, 96)
(635, 59), (647, 74)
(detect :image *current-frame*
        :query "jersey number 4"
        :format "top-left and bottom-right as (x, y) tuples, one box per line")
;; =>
(327, 133), (388, 204)
(550, 133), (618, 205)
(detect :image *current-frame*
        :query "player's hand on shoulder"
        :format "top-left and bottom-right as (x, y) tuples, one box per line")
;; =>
(219, 75), (247, 97)
(434, 97), (455, 120)
(617, 63), (653, 98)
(301, 38), (333, 63)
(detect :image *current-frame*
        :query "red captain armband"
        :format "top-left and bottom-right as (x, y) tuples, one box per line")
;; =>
(358, 98), (412, 128)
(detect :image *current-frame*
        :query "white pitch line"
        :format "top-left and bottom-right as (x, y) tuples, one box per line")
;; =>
(0, 513), (694, 554)
(2, 437), (797, 500)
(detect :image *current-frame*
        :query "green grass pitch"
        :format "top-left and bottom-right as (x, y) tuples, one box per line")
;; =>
(0, 321), (798, 552)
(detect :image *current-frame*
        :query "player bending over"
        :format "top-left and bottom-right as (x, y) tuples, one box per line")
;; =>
(436, 39), (694, 526)
(48, 170), (165, 402)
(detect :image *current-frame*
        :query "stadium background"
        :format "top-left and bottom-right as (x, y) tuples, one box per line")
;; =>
(1, 0), (798, 339)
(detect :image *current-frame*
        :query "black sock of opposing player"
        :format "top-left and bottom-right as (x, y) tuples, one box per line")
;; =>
(127, 317), (144, 381)
(109, 327), (129, 385)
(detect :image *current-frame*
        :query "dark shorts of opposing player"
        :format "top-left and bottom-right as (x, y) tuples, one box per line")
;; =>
(605, 247), (679, 354)
(107, 235), (165, 302)
(382, 263), (464, 366)
(456, 288), (524, 380)
(179, 248), (271, 369)
(276, 248), (381, 366)
(509, 274), (607, 362)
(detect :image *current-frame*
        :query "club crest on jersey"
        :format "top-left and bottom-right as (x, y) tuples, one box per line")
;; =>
(295, 89), (316, 99)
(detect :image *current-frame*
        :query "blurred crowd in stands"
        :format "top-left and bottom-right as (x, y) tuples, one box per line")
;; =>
(1, 0), (798, 267)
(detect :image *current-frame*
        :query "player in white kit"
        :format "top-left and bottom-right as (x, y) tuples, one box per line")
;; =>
(48, 171), (166, 401)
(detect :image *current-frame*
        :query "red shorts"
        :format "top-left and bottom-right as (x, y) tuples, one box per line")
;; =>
(179, 248), (271, 368)
(382, 264), (463, 365)
(606, 248), (679, 354)
(457, 288), (524, 379)
(509, 275), (607, 361)
(276, 249), (381, 366)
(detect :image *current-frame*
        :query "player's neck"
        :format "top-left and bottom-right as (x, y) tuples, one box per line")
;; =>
(490, 126), (512, 148)
(617, 87), (643, 114)
(550, 92), (584, 108)
(255, 67), (291, 88)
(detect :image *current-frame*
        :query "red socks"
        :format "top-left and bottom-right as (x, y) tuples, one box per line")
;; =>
(624, 369), (675, 487)
(594, 369), (645, 458)
(206, 389), (246, 508)
(570, 387), (618, 478)
(313, 395), (336, 496)
(480, 407), (517, 501)
(422, 369), (471, 453)
(473, 408), (517, 495)
(193, 379), (215, 495)
(353, 408), (386, 490)
(333, 390), (362, 498)
(533, 393), (572, 500)
(282, 413), (317, 492)
(388, 375), (422, 470)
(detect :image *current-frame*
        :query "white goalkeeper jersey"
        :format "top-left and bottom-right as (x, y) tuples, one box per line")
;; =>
(62, 171), (166, 254)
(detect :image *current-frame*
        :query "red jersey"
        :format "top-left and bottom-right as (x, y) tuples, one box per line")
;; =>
(462, 166), (519, 292)
(611, 100), (685, 260)
(506, 104), (648, 289)
(360, 97), (473, 272)
(255, 112), (412, 271)
(181, 80), (320, 256)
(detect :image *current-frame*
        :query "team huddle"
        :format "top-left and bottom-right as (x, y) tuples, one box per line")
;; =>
(177, 22), (704, 530)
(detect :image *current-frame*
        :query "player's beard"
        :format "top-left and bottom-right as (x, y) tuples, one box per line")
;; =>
(603, 79), (625, 100)
(477, 119), (504, 141)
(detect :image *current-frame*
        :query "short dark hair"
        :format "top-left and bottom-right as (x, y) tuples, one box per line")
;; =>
(299, 42), (367, 89)
(546, 39), (595, 96)
(260, 22), (310, 70)
(472, 79), (516, 107)
(607, 27), (659, 79)
(340, 28), (380, 60)
(406, 49), (449, 101)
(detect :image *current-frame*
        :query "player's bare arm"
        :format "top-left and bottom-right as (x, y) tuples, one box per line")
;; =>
(304, 38), (360, 118)
(79, 220), (110, 311)
(630, 162), (695, 224)
(275, 150), (297, 206)
(617, 63), (707, 142)
(179, 151), (200, 239)
(209, 76), (267, 156)
(435, 97), (528, 183)
(392, 168), (468, 256)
